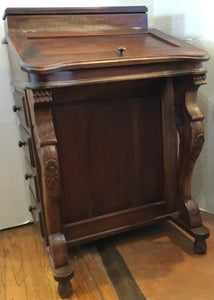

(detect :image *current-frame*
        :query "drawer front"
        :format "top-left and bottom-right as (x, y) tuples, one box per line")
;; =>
(29, 187), (44, 236)
(24, 160), (40, 203)
(13, 91), (29, 129)
(29, 187), (39, 224)
(19, 125), (35, 167)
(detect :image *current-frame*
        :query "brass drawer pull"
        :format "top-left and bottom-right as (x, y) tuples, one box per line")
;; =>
(118, 46), (126, 56)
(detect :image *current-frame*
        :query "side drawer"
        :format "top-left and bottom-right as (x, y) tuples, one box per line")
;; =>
(29, 187), (40, 226)
(13, 90), (29, 129)
(19, 125), (35, 167)
(29, 187), (44, 236)
(24, 159), (40, 203)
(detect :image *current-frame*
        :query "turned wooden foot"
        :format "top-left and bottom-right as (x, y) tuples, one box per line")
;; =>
(170, 215), (209, 254)
(48, 233), (74, 298)
(54, 270), (74, 298)
(57, 278), (73, 298)
(194, 237), (207, 255)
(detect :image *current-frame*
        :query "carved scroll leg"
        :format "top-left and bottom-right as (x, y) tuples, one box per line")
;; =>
(26, 89), (74, 297)
(41, 145), (74, 296)
(172, 75), (210, 254)
(49, 233), (74, 298)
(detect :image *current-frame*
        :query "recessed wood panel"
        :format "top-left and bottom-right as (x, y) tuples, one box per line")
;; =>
(54, 88), (164, 224)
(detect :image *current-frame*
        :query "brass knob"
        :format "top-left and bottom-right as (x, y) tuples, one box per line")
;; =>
(25, 173), (33, 180)
(18, 140), (26, 147)
(118, 46), (126, 56)
(13, 105), (20, 112)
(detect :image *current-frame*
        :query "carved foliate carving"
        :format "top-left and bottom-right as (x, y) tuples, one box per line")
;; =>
(193, 74), (206, 86)
(32, 89), (53, 103)
(190, 133), (204, 161)
(44, 158), (60, 192)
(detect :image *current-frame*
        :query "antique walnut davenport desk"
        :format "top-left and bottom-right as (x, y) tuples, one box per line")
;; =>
(3, 6), (210, 298)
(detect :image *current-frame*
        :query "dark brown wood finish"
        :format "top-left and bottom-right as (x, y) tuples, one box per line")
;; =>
(6, 29), (208, 74)
(3, 6), (209, 298)
(3, 6), (148, 20)
(54, 81), (163, 223)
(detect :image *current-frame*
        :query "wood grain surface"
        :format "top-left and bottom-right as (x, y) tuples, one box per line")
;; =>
(3, 6), (148, 20)
(0, 211), (213, 300)
(7, 29), (208, 74)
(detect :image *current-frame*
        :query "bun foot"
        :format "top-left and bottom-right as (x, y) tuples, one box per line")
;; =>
(194, 238), (207, 255)
(58, 279), (72, 298)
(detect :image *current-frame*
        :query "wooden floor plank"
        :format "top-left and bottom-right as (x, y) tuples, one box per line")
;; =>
(69, 247), (104, 300)
(1, 228), (28, 300)
(115, 218), (214, 300)
(1, 212), (214, 300)
(0, 229), (6, 300)
(79, 244), (119, 300)
(18, 225), (60, 300)
(95, 239), (146, 300)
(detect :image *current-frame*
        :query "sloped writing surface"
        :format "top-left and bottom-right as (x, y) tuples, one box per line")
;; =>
(8, 29), (208, 74)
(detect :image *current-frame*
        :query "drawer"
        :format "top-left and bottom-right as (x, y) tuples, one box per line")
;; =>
(19, 125), (35, 167)
(29, 186), (39, 224)
(29, 187), (44, 236)
(13, 91), (29, 129)
(24, 160), (40, 203)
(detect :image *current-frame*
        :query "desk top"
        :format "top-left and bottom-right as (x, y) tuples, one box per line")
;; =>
(4, 7), (209, 75)
(6, 29), (208, 75)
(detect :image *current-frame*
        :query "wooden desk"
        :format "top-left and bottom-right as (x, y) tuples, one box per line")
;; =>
(3, 6), (210, 298)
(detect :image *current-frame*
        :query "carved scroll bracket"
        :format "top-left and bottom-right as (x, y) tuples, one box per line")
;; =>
(173, 75), (206, 228)
(31, 89), (57, 148)
(26, 89), (73, 288)
(26, 89), (61, 234)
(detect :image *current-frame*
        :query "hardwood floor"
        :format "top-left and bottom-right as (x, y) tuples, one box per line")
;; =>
(0, 211), (213, 300)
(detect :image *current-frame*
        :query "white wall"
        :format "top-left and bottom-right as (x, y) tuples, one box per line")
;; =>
(0, 0), (213, 229)
(152, 0), (214, 213)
